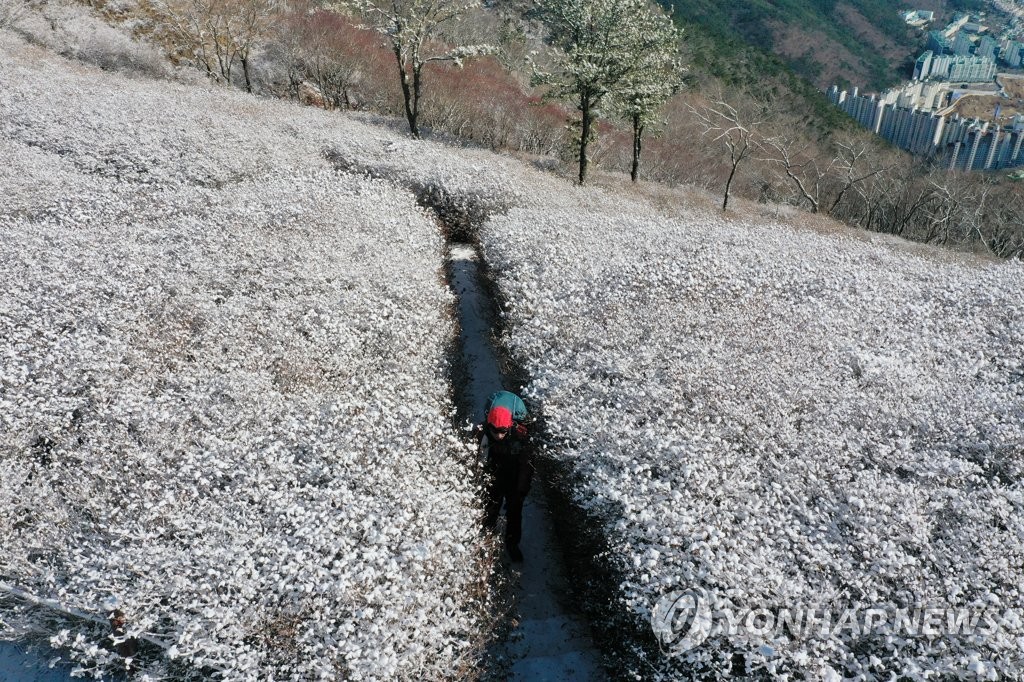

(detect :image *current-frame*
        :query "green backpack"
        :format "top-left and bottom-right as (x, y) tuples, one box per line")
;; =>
(485, 390), (528, 423)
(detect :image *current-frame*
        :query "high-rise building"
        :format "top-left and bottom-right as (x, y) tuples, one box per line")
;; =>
(829, 88), (1024, 171)
(1002, 41), (1023, 68)
(885, 80), (949, 110)
(939, 118), (1024, 171)
(953, 32), (973, 56)
(913, 52), (995, 82)
(947, 55), (997, 83)
(928, 30), (953, 54)
(930, 54), (954, 79)
(914, 51), (933, 81)
(946, 13), (970, 36)
(977, 36), (998, 60)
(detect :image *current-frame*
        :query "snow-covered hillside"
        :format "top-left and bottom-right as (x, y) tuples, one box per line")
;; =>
(480, 198), (1024, 677)
(0, 32), (501, 681)
(2, 18), (1023, 682)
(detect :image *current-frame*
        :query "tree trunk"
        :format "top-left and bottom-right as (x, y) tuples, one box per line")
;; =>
(722, 162), (737, 211)
(395, 50), (418, 138)
(631, 113), (643, 183)
(411, 64), (423, 138)
(287, 62), (300, 100)
(241, 54), (252, 93)
(579, 94), (591, 185)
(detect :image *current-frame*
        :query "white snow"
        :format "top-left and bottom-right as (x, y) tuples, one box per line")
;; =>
(479, 204), (1024, 678)
(0, 31), (491, 681)
(3, 15), (1023, 681)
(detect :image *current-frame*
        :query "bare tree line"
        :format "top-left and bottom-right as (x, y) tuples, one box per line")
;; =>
(623, 90), (1024, 259)
(82, 0), (1024, 258)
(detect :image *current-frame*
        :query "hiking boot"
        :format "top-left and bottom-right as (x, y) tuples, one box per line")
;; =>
(508, 545), (524, 562)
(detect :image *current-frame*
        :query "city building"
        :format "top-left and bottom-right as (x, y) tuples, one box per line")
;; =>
(930, 53), (955, 79)
(953, 32), (973, 56)
(1002, 40), (1023, 68)
(828, 87), (886, 132)
(977, 36), (998, 60)
(903, 9), (935, 26)
(913, 51), (996, 82)
(914, 51), (933, 80)
(882, 79), (948, 110)
(944, 13), (971, 38)
(948, 55), (997, 82)
(929, 30), (953, 54)
(940, 117), (1024, 170)
(828, 85), (1024, 171)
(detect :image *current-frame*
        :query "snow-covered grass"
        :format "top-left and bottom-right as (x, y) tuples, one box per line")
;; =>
(4, 16), (1024, 681)
(7, 0), (173, 80)
(479, 201), (1024, 678)
(0, 31), (497, 681)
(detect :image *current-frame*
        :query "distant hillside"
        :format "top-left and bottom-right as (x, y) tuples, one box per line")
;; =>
(664, 0), (987, 90)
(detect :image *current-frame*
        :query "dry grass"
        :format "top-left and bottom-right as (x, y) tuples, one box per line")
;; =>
(1001, 74), (1024, 100)
(953, 93), (1024, 124)
(532, 160), (998, 268)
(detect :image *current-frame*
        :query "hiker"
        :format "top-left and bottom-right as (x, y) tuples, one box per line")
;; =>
(478, 390), (533, 562)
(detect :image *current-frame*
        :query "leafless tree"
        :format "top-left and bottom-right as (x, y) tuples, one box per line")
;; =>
(825, 137), (890, 217)
(346, 0), (490, 138)
(231, 0), (279, 92)
(689, 97), (767, 211)
(762, 135), (826, 213)
(149, 0), (278, 90)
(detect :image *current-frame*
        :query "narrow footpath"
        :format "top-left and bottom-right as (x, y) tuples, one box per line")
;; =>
(448, 244), (603, 680)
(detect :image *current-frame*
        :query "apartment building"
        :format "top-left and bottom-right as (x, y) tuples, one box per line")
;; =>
(828, 86), (1024, 171)
(914, 51), (996, 82)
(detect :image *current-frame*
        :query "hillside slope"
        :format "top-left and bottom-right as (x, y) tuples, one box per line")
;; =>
(0, 30), (497, 681)
(667, 0), (980, 89)
(2, 24), (1023, 681)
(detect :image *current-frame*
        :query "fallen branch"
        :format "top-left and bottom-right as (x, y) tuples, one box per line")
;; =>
(0, 580), (174, 651)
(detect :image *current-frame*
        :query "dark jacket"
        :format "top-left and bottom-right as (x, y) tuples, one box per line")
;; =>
(479, 424), (533, 496)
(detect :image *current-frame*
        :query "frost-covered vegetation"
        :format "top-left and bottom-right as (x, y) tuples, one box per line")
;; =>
(480, 203), (1024, 678)
(3, 9), (1024, 680)
(6, 0), (173, 79)
(0, 31), (497, 680)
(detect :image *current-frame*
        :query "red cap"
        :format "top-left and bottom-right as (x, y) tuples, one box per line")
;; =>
(487, 406), (513, 429)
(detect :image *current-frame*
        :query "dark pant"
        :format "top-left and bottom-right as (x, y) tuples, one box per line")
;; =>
(484, 479), (524, 547)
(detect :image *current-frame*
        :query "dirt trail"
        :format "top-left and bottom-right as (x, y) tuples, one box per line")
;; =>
(448, 244), (603, 680)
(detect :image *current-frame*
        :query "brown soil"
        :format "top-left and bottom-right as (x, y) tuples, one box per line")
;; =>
(1000, 75), (1024, 99)
(835, 2), (908, 63)
(953, 90), (1024, 124)
(768, 4), (910, 88)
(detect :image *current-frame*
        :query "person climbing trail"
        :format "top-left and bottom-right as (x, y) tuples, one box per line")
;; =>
(478, 390), (533, 562)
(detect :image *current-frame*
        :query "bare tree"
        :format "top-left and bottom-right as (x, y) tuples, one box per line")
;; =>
(346, 0), (490, 138)
(689, 97), (767, 211)
(872, 167), (939, 238)
(986, 187), (1024, 258)
(825, 137), (890, 217)
(229, 0), (279, 92)
(149, 0), (279, 89)
(762, 135), (826, 213)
